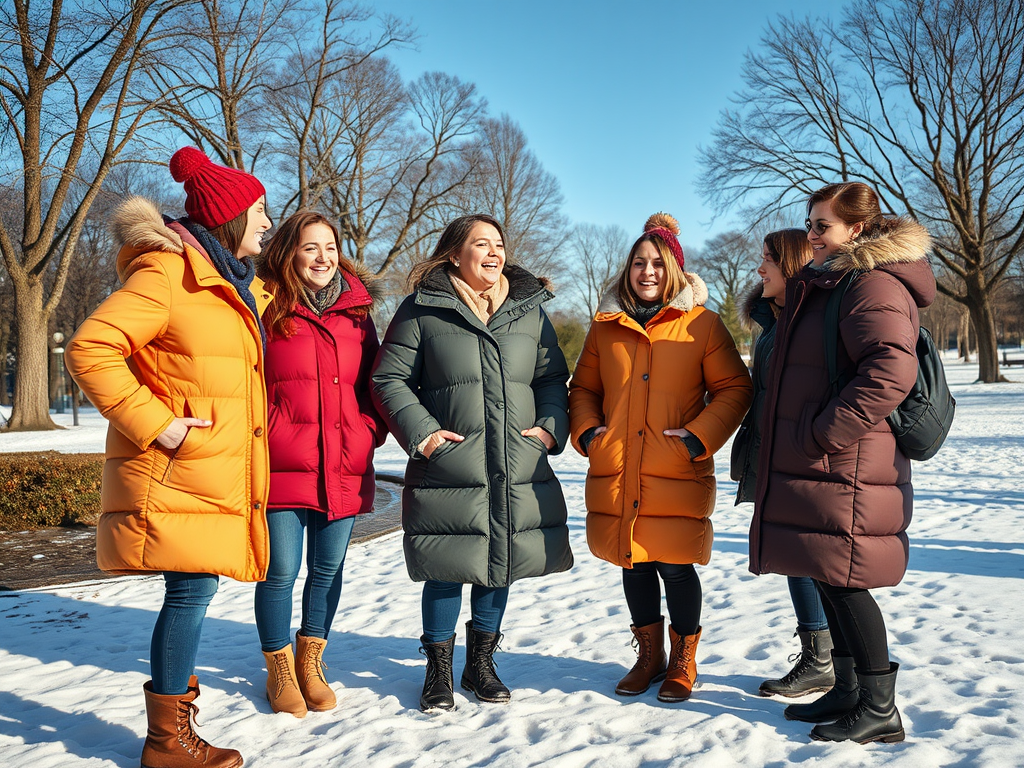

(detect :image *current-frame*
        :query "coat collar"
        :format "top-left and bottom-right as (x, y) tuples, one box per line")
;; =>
(415, 263), (553, 328)
(826, 216), (931, 273)
(594, 271), (709, 319)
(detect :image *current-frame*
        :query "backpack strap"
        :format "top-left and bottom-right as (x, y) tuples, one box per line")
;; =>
(823, 270), (859, 398)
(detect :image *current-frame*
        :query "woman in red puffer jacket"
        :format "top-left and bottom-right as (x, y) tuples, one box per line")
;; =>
(253, 211), (386, 718)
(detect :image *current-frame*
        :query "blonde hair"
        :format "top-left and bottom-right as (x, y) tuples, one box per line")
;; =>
(616, 235), (686, 315)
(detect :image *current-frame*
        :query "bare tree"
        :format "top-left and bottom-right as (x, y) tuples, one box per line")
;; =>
(0, 0), (188, 430)
(565, 223), (629, 319)
(468, 115), (568, 277)
(698, 0), (1024, 382)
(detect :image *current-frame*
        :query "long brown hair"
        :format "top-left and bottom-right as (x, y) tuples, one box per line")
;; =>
(807, 182), (896, 238)
(408, 214), (506, 291)
(615, 235), (686, 315)
(209, 210), (249, 255)
(764, 228), (813, 280)
(259, 211), (367, 338)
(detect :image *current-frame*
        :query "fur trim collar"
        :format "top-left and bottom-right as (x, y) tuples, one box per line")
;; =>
(596, 271), (709, 315)
(740, 282), (777, 331)
(419, 263), (551, 303)
(827, 216), (931, 273)
(348, 260), (385, 307)
(111, 197), (184, 254)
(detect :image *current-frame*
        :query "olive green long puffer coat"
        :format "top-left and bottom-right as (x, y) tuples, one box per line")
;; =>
(371, 264), (573, 587)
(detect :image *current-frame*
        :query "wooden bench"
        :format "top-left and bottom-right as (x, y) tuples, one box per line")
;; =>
(1003, 351), (1024, 366)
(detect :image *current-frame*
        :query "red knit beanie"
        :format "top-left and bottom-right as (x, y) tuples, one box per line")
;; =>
(169, 147), (266, 229)
(636, 212), (685, 271)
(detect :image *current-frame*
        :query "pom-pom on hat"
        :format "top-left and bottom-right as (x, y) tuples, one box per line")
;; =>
(169, 146), (266, 230)
(637, 212), (685, 271)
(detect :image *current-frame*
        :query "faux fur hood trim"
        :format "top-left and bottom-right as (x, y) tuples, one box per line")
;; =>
(827, 216), (932, 273)
(740, 281), (777, 331)
(347, 260), (386, 308)
(112, 196), (184, 255)
(596, 271), (709, 315)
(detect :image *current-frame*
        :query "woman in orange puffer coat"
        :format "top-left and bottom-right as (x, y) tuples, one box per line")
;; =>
(569, 213), (752, 703)
(66, 147), (272, 768)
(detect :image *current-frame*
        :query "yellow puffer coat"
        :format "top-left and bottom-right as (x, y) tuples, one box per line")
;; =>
(65, 197), (272, 581)
(569, 274), (752, 568)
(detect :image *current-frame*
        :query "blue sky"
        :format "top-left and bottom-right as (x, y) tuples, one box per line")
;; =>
(373, 0), (833, 249)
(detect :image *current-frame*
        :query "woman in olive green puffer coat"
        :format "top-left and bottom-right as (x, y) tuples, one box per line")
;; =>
(371, 214), (573, 712)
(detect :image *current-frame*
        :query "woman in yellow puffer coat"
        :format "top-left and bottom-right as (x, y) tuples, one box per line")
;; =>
(66, 147), (272, 768)
(569, 213), (752, 704)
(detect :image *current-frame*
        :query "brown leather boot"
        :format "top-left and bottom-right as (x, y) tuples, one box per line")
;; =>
(657, 625), (701, 702)
(262, 645), (308, 718)
(615, 618), (668, 696)
(141, 676), (243, 768)
(295, 633), (337, 711)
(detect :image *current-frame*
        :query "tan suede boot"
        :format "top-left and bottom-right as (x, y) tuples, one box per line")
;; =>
(295, 633), (337, 711)
(657, 625), (702, 702)
(615, 618), (668, 696)
(141, 676), (243, 768)
(262, 645), (308, 718)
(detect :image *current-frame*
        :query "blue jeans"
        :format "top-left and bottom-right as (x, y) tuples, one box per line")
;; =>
(151, 572), (219, 695)
(253, 509), (355, 652)
(789, 576), (829, 632)
(421, 580), (509, 643)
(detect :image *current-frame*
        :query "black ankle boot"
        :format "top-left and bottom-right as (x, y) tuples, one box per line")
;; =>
(759, 628), (835, 697)
(811, 663), (905, 744)
(784, 652), (859, 723)
(419, 634), (456, 712)
(460, 620), (510, 704)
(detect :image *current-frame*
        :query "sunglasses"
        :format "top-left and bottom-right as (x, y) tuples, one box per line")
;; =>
(804, 219), (831, 236)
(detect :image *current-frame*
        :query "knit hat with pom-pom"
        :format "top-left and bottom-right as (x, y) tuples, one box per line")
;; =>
(169, 146), (265, 229)
(636, 212), (685, 270)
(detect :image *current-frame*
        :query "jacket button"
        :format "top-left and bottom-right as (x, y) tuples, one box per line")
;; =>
(638, 430), (643, 437)
(625, 552), (632, 559)
(254, 427), (263, 437)
(335, 422), (341, 429)
(642, 374), (649, 381)
(492, 472), (504, 482)
(496, 402), (504, 409)
(253, 502), (262, 510)
(633, 500), (638, 508)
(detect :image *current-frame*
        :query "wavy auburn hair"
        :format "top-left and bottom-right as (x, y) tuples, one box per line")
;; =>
(258, 211), (367, 339)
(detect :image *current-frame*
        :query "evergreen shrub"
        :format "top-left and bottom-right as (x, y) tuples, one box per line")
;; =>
(0, 452), (103, 530)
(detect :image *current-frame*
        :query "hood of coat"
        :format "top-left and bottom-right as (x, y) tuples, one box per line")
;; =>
(595, 271), (709, 317)
(418, 262), (553, 308)
(826, 216), (936, 309)
(740, 282), (777, 332)
(111, 197), (187, 282)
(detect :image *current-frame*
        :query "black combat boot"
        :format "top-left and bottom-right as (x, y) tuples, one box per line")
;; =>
(419, 634), (457, 712)
(460, 620), (510, 704)
(759, 628), (835, 697)
(784, 652), (859, 723)
(811, 663), (905, 744)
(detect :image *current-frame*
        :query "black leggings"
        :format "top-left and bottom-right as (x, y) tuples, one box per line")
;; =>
(621, 562), (701, 636)
(813, 580), (890, 674)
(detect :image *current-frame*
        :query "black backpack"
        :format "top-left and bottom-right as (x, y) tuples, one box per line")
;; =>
(824, 271), (955, 461)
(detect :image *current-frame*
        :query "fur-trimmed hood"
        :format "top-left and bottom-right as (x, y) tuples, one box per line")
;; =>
(740, 281), (777, 332)
(417, 262), (553, 306)
(595, 271), (709, 316)
(826, 216), (936, 308)
(111, 197), (186, 281)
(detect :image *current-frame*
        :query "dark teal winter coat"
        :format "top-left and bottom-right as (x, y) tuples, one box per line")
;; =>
(371, 264), (573, 587)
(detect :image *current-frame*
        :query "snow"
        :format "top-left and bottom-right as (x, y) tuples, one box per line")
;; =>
(1, 359), (1022, 767)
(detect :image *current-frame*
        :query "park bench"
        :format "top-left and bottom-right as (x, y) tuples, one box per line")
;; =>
(1003, 351), (1024, 367)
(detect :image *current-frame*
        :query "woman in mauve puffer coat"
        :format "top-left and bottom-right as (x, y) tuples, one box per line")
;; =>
(569, 213), (752, 704)
(65, 147), (272, 768)
(253, 211), (387, 718)
(371, 214), (573, 713)
(750, 182), (936, 744)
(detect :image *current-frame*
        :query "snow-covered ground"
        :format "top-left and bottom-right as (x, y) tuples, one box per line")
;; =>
(1, 359), (1022, 767)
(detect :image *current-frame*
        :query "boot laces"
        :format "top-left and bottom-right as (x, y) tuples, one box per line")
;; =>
(175, 699), (209, 758)
(777, 646), (817, 685)
(669, 637), (695, 672)
(475, 633), (503, 677)
(630, 634), (650, 665)
(830, 689), (870, 730)
(303, 642), (329, 683)
(420, 644), (453, 686)
(271, 651), (293, 695)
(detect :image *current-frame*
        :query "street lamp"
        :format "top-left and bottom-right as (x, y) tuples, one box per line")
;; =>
(52, 332), (66, 414)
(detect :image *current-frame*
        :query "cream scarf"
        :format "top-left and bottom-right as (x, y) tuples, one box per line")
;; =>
(447, 268), (509, 325)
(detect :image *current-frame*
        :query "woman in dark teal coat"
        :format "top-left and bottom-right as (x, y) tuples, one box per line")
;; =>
(371, 214), (573, 713)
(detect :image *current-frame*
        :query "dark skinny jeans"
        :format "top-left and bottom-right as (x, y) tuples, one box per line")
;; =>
(813, 580), (890, 674)
(621, 561), (702, 636)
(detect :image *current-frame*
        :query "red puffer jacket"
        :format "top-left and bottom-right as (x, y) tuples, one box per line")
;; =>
(265, 271), (387, 519)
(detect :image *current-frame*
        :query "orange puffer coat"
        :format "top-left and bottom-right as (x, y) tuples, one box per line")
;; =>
(65, 197), (272, 581)
(569, 274), (752, 568)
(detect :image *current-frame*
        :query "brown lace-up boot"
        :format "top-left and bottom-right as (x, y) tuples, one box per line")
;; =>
(262, 644), (307, 718)
(615, 618), (668, 696)
(295, 633), (337, 711)
(141, 676), (243, 768)
(657, 625), (702, 702)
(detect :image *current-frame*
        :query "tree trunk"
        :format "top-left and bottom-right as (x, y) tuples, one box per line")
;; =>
(964, 279), (1007, 383)
(5, 280), (59, 431)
